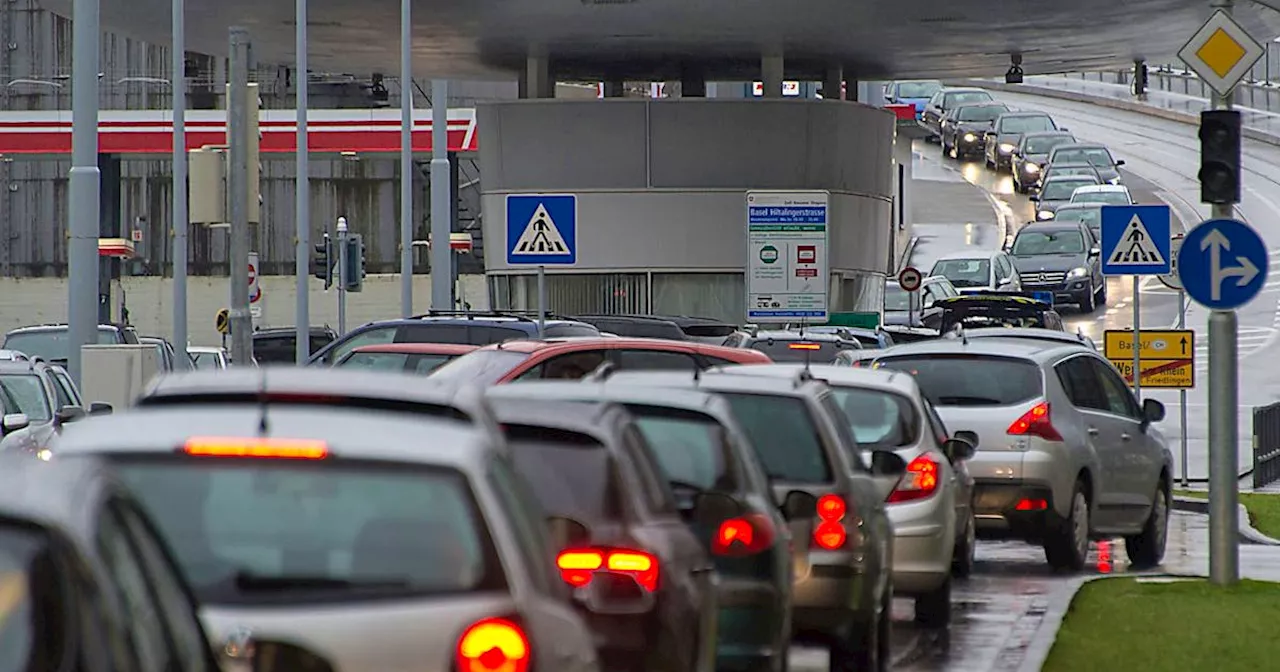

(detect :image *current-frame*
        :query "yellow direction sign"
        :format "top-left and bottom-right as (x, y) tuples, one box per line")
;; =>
(1178, 10), (1265, 96)
(215, 308), (231, 335)
(1104, 329), (1195, 389)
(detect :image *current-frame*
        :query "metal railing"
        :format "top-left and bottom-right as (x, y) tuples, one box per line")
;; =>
(1252, 402), (1280, 489)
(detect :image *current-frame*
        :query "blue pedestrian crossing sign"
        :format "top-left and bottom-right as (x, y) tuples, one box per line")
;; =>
(506, 194), (577, 265)
(1101, 205), (1171, 276)
(1178, 218), (1268, 310)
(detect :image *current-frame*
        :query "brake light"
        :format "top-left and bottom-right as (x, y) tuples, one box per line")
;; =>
(712, 513), (776, 556)
(182, 436), (328, 459)
(886, 453), (941, 504)
(1016, 498), (1048, 511)
(556, 547), (659, 592)
(456, 617), (531, 672)
(1006, 401), (1063, 441)
(813, 494), (848, 550)
(789, 342), (822, 350)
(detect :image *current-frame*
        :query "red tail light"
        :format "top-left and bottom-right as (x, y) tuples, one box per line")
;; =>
(556, 547), (659, 592)
(456, 617), (531, 672)
(886, 453), (941, 504)
(712, 513), (777, 556)
(1006, 401), (1063, 441)
(813, 494), (848, 550)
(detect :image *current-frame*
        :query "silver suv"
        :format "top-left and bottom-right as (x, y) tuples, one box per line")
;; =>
(871, 336), (1172, 571)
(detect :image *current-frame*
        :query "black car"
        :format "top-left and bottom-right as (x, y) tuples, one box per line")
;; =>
(0, 452), (221, 670)
(1052, 202), (1106, 240)
(883, 276), (960, 329)
(488, 397), (717, 672)
(573, 314), (739, 345)
(1046, 143), (1126, 184)
(920, 87), (995, 141)
(1011, 131), (1077, 193)
(1031, 174), (1102, 221)
(253, 325), (339, 365)
(1040, 162), (1104, 186)
(1007, 221), (1107, 312)
(939, 102), (1010, 159)
(721, 329), (862, 362)
(934, 294), (1067, 332)
(984, 112), (1062, 172)
(2, 323), (139, 366)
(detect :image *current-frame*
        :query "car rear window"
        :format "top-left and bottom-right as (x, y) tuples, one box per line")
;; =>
(721, 393), (832, 483)
(113, 458), (506, 605)
(945, 91), (993, 107)
(0, 527), (64, 672)
(999, 116), (1054, 133)
(875, 355), (1043, 407)
(828, 388), (919, 448)
(503, 425), (624, 524)
(2, 328), (119, 362)
(428, 349), (532, 385)
(627, 406), (737, 496)
(748, 340), (854, 363)
(542, 323), (602, 338)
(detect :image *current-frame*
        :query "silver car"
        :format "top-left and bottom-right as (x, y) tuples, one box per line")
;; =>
(716, 364), (976, 628)
(871, 337), (1173, 571)
(50, 368), (603, 672)
(927, 250), (1022, 295)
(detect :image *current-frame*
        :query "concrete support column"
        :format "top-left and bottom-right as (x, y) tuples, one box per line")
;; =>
(824, 66), (843, 101)
(520, 52), (553, 99)
(892, 134), (914, 267)
(761, 53), (784, 98)
(602, 80), (625, 98)
(680, 67), (706, 97)
(846, 78), (859, 101)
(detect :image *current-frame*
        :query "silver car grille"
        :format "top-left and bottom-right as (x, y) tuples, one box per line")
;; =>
(1020, 271), (1066, 285)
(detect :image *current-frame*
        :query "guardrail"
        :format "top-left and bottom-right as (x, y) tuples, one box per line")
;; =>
(1252, 402), (1280, 489)
(1052, 69), (1280, 115)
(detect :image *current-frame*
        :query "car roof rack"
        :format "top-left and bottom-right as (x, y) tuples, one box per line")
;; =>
(411, 310), (578, 323)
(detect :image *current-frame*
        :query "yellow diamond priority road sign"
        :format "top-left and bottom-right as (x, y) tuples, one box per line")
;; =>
(1178, 10), (1265, 96)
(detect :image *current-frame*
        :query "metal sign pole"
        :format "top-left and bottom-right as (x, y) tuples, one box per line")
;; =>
(1178, 289), (1190, 488)
(1132, 276), (1142, 400)
(399, 0), (414, 316)
(537, 265), (546, 336)
(172, 0), (189, 369)
(430, 79), (452, 311)
(294, 0), (311, 364)
(337, 217), (348, 334)
(1208, 308), (1239, 585)
(227, 27), (253, 367)
(68, 0), (101, 386)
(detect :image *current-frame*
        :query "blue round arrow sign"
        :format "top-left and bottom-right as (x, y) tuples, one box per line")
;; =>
(1177, 218), (1269, 310)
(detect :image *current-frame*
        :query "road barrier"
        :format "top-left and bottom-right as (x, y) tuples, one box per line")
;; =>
(1252, 402), (1280, 489)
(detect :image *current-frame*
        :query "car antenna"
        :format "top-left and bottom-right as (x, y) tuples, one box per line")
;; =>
(801, 318), (812, 374)
(256, 368), (270, 436)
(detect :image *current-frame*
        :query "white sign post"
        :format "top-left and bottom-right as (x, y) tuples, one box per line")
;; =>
(746, 191), (830, 323)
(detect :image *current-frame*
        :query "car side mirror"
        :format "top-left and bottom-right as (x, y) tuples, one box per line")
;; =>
(88, 401), (114, 416)
(1089, 246), (1101, 257)
(692, 491), (744, 527)
(1142, 398), (1166, 425)
(1, 413), (29, 434)
(1115, 159), (1125, 166)
(54, 405), (86, 426)
(547, 516), (591, 549)
(870, 450), (908, 476)
(574, 572), (656, 615)
(780, 490), (818, 520)
(944, 432), (978, 461)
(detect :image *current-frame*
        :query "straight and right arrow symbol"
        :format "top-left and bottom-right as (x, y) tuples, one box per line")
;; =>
(1202, 227), (1261, 301)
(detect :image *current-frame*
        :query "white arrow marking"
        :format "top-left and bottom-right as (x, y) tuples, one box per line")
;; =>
(1201, 227), (1257, 302)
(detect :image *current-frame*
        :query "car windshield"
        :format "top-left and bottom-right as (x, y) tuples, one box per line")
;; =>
(930, 258), (991, 288)
(114, 458), (504, 605)
(191, 351), (224, 369)
(945, 91), (993, 107)
(828, 388), (919, 448)
(0, 375), (50, 422)
(428, 349), (532, 385)
(885, 285), (911, 311)
(504, 428), (624, 524)
(1053, 148), (1114, 167)
(720, 393), (831, 483)
(897, 81), (942, 98)
(957, 106), (1005, 122)
(1025, 136), (1071, 154)
(1048, 166), (1097, 179)
(2, 328), (117, 362)
(748, 339), (853, 363)
(999, 116), (1054, 133)
(1054, 207), (1103, 228)
(629, 407), (736, 494)
(1072, 191), (1130, 205)
(1012, 230), (1086, 256)
(875, 355), (1043, 407)
(1041, 179), (1097, 200)
(337, 352), (410, 371)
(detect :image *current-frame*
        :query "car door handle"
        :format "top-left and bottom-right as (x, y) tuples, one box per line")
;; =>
(1087, 427), (1100, 436)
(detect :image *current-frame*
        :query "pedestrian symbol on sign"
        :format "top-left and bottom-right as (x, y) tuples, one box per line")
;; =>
(1108, 215), (1168, 267)
(511, 204), (569, 255)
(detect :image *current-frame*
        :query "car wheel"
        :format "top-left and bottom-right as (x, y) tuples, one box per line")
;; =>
(1044, 483), (1090, 572)
(1125, 479), (1170, 568)
(914, 576), (951, 628)
(1078, 286), (1096, 313)
(952, 510), (976, 578)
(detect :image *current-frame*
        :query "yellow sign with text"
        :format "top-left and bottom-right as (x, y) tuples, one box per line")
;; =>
(1104, 330), (1195, 389)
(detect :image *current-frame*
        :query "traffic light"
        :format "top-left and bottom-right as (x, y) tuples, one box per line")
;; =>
(343, 234), (366, 293)
(312, 233), (333, 289)
(1199, 110), (1241, 205)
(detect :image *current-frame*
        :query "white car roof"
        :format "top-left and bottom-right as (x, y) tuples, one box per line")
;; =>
(1072, 184), (1130, 194)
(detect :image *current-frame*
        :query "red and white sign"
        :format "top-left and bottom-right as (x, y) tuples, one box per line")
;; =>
(898, 266), (923, 292)
(0, 108), (479, 155)
(796, 245), (817, 264)
(796, 268), (818, 278)
(248, 252), (261, 304)
(449, 232), (474, 253)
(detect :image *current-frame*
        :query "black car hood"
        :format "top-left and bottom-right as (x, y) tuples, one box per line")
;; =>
(955, 121), (994, 132)
(1022, 152), (1050, 164)
(995, 132), (1025, 144)
(1011, 255), (1087, 273)
(1038, 198), (1072, 212)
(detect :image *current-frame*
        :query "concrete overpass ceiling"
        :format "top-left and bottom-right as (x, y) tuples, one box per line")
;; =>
(37, 0), (1280, 80)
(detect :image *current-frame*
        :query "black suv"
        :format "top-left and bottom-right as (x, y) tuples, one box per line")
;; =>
(253, 326), (340, 365)
(572, 314), (738, 344)
(1006, 221), (1106, 312)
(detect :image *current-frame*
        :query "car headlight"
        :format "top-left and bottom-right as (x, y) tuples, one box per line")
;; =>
(1067, 266), (1090, 278)
(963, 133), (976, 142)
(1037, 210), (1055, 220)
(999, 143), (1015, 153)
(1026, 163), (1041, 173)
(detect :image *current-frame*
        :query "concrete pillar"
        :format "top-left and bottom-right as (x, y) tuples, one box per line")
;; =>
(520, 53), (553, 99)
(846, 78), (859, 101)
(681, 67), (706, 97)
(824, 66), (843, 101)
(761, 53), (784, 99)
(602, 80), (625, 98)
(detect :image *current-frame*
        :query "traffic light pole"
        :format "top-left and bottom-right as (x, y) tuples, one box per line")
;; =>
(1207, 0), (1239, 587)
(294, 0), (311, 364)
(336, 217), (348, 334)
(227, 28), (254, 367)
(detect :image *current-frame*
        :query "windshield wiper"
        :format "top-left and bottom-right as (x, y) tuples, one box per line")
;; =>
(234, 571), (409, 591)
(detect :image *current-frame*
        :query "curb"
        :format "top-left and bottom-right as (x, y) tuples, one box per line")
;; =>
(947, 79), (1280, 150)
(1013, 574), (1092, 672)
(1172, 495), (1280, 546)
